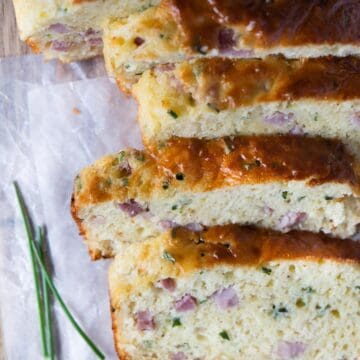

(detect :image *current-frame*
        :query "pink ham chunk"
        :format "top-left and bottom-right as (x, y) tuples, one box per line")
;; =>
(213, 286), (239, 309)
(118, 200), (146, 217)
(157, 278), (176, 292)
(175, 294), (197, 312)
(277, 341), (307, 359)
(264, 111), (294, 127)
(278, 212), (308, 231)
(135, 310), (155, 331)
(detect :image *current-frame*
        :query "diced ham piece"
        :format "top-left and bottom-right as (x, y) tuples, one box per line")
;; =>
(159, 220), (178, 230)
(48, 23), (70, 34)
(350, 111), (360, 127)
(278, 212), (308, 230)
(51, 40), (72, 52)
(185, 223), (204, 232)
(213, 286), (239, 309)
(85, 28), (98, 36)
(157, 278), (176, 292)
(135, 310), (155, 331)
(264, 111), (294, 127)
(263, 206), (274, 216)
(156, 63), (176, 72)
(289, 124), (304, 135)
(119, 159), (132, 176)
(175, 294), (197, 312)
(118, 199), (146, 217)
(134, 36), (145, 46)
(276, 341), (307, 359)
(218, 28), (236, 50)
(88, 37), (103, 47)
(171, 352), (187, 360)
(89, 215), (106, 225)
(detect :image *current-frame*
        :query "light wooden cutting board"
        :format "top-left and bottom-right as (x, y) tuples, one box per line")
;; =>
(0, 0), (31, 58)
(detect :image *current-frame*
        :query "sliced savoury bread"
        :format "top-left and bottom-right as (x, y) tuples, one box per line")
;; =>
(13, 0), (159, 62)
(133, 56), (360, 159)
(103, 0), (360, 89)
(71, 135), (360, 259)
(109, 225), (360, 359)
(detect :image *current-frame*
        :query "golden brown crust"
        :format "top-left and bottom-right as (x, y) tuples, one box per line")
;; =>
(151, 135), (359, 191)
(110, 299), (131, 360)
(164, 225), (360, 272)
(167, 0), (360, 50)
(176, 56), (360, 109)
(72, 135), (359, 208)
(26, 38), (40, 54)
(71, 194), (102, 260)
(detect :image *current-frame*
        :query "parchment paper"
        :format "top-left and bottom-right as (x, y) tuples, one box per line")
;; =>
(0, 55), (141, 359)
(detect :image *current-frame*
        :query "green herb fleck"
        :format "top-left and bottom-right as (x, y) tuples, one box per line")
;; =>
(171, 204), (178, 210)
(301, 286), (315, 294)
(117, 151), (126, 163)
(121, 178), (129, 186)
(355, 286), (360, 290)
(219, 330), (230, 340)
(296, 298), (306, 308)
(167, 109), (178, 119)
(261, 267), (272, 275)
(195, 43), (207, 54)
(207, 103), (220, 113)
(175, 172), (185, 181)
(297, 196), (306, 202)
(199, 298), (207, 304)
(135, 153), (145, 162)
(325, 196), (333, 200)
(271, 304), (289, 319)
(243, 160), (261, 171)
(162, 250), (175, 263)
(143, 340), (152, 348)
(282, 191), (289, 200)
(313, 113), (319, 121)
(162, 181), (169, 190)
(315, 304), (331, 317)
(172, 318), (182, 327)
(75, 175), (82, 192)
(159, 33), (165, 39)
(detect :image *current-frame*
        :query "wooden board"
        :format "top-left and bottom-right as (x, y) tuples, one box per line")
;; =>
(0, 0), (31, 57)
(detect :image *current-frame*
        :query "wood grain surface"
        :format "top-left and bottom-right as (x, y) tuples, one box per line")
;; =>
(1, 0), (31, 58)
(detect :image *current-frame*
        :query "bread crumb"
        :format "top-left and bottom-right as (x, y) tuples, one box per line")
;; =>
(72, 107), (81, 115)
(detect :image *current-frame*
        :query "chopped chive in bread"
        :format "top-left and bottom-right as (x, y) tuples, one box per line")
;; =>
(133, 56), (360, 158)
(71, 135), (360, 259)
(109, 225), (360, 359)
(103, 0), (360, 89)
(13, 0), (159, 62)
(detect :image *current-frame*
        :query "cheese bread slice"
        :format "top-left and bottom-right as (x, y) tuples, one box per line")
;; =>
(13, 0), (159, 62)
(71, 135), (360, 259)
(109, 225), (360, 359)
(133, 56), (360, 159)
(103, 0), (360, 90)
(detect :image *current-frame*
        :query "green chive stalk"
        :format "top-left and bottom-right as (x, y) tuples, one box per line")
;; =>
(37, 227), (55, 360)
(13, 182), (48, 357)
(30, 240), (105, 359)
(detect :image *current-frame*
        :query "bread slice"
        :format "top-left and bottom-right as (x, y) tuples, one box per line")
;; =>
(109, 225), (360, 359)
(12, 0), (159, 62)
(71, 135), (360, 259)
(103, 0), (360, 89)
(133, 56), (360, 159)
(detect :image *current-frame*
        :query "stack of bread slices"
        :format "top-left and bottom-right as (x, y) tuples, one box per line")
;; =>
(15, 0), (360, 358)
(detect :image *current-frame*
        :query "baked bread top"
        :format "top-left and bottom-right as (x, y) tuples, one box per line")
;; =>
(110, 224), (360, 296)
(169, 0), (360, 51)
(158, 56), (360, 110)
(73, 135), (359, 208)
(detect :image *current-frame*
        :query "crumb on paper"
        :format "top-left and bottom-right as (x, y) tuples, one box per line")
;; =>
(72, 107), (81, 115)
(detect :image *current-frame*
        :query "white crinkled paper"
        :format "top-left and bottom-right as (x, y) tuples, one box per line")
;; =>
(0, 55), (141, 359)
